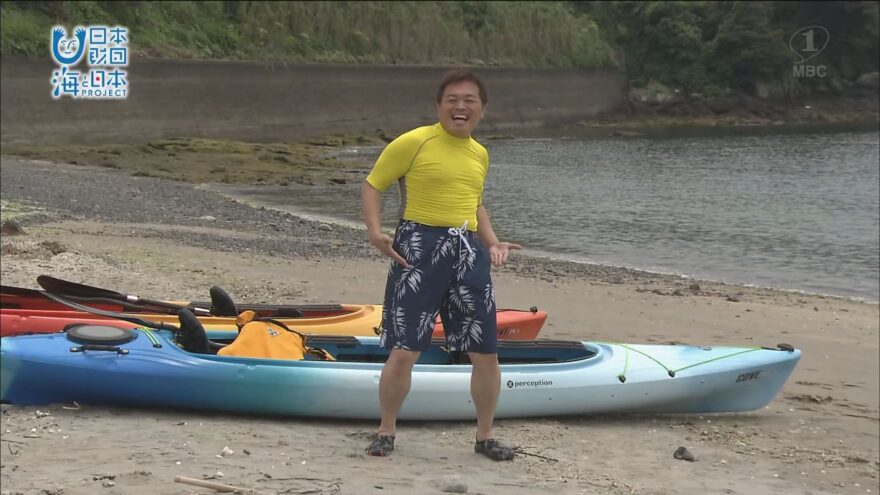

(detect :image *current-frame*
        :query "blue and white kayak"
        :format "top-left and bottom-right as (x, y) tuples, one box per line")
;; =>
(0, 327), (800, 420)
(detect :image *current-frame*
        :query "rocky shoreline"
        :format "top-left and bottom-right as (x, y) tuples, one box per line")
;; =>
(1, 156), (870, 308)
(584, 92), (879, 132)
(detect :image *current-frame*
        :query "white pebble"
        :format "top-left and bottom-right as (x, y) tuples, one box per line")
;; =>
(221, 446), (234, 457)
(301, 460), (307, 465)
(436, 474), (468, 494)
(215, 471), (224, 478)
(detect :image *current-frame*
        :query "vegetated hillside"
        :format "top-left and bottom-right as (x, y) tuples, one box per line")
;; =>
(2, 1), (877, 98)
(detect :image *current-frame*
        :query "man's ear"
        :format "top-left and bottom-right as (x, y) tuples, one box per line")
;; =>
(481, 104), (488, 118)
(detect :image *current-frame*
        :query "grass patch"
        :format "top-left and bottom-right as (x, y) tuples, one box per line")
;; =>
(0, 199), (49, 222)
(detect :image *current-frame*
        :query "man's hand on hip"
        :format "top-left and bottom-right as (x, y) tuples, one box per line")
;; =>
(369, 231), (411, 267)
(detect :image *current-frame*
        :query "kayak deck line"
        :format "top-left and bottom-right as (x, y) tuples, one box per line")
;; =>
(613, 343), (766, 382)
(137, 327), (162, 348)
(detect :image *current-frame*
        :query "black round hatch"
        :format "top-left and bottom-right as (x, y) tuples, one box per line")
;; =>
(65, 325), (136, 345)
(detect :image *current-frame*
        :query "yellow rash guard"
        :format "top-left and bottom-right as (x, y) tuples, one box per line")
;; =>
(365, 123), (489, 231)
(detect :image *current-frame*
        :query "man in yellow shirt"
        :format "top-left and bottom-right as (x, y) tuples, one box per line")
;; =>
(361, 70), (522, 461)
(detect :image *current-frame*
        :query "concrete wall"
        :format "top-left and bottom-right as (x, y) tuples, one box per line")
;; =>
(1, 58), (625, 145)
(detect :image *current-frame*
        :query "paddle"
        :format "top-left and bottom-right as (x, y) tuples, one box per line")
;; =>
(37, 275), (212, 316)
(39, 290), (179, 331)
(36, 276), (342, 318)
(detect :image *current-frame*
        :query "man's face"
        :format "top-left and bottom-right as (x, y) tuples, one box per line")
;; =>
(437, 80), (485, 138)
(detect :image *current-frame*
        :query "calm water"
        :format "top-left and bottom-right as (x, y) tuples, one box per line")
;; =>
(211, 129), (880, 301)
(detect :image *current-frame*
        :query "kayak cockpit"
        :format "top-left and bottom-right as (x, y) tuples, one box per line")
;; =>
(203, 334), (596, 365)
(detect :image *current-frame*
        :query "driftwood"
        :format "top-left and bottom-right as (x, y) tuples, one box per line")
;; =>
(174, 475), (269, 495)
(513, 447), (559, 462)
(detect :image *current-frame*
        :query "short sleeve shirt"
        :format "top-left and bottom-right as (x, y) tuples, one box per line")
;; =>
(365, 123), (489, 231)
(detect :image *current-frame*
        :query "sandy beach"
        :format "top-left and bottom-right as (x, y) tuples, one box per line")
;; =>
(0, 157), (878, 495)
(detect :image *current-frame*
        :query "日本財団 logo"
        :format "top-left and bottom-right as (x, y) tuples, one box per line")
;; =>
(50, 25), (129, 99)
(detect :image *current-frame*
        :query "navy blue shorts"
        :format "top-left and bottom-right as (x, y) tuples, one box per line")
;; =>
(378, 220), (498, 353)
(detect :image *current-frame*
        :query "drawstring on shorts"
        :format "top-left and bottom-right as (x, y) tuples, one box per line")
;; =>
(447, 221), (475, 259)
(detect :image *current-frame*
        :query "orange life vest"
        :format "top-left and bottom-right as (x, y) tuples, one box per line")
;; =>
(217, 310), (334, 361)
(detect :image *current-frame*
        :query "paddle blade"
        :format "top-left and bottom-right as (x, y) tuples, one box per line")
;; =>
(37, 275), (123, 300)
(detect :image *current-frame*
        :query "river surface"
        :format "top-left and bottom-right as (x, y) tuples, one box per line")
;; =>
(208, 127), (880, 301)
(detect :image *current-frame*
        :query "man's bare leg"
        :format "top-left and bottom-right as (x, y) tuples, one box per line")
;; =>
(377, 349), (420, 432)
(468, 352), (501, 440)
(469, 351), (514, 460)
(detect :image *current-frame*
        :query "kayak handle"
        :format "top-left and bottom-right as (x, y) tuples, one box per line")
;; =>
(69, 345), (130, 355)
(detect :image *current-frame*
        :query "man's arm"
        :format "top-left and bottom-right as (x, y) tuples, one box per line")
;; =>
(362, 181), (409, 267)
(476, 205), (522, 267)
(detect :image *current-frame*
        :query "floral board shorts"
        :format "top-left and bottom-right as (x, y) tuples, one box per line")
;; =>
(378, 219), (498, 353)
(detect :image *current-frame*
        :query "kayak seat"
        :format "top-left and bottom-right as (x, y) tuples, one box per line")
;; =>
(208, 286), (238, 317)
(177, 308), (225, 355)
(207, 286), (305, 318)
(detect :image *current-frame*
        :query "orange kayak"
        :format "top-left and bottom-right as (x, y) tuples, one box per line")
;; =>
(0, 306), (546, 340)
(0, 283), (547, 340)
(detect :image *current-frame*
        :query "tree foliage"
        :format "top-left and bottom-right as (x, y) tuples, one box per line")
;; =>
(575, 0), (879, 96)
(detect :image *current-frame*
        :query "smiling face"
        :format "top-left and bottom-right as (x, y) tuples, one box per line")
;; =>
(60, 39), (78, 56)
(437, 80), (486, 139)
